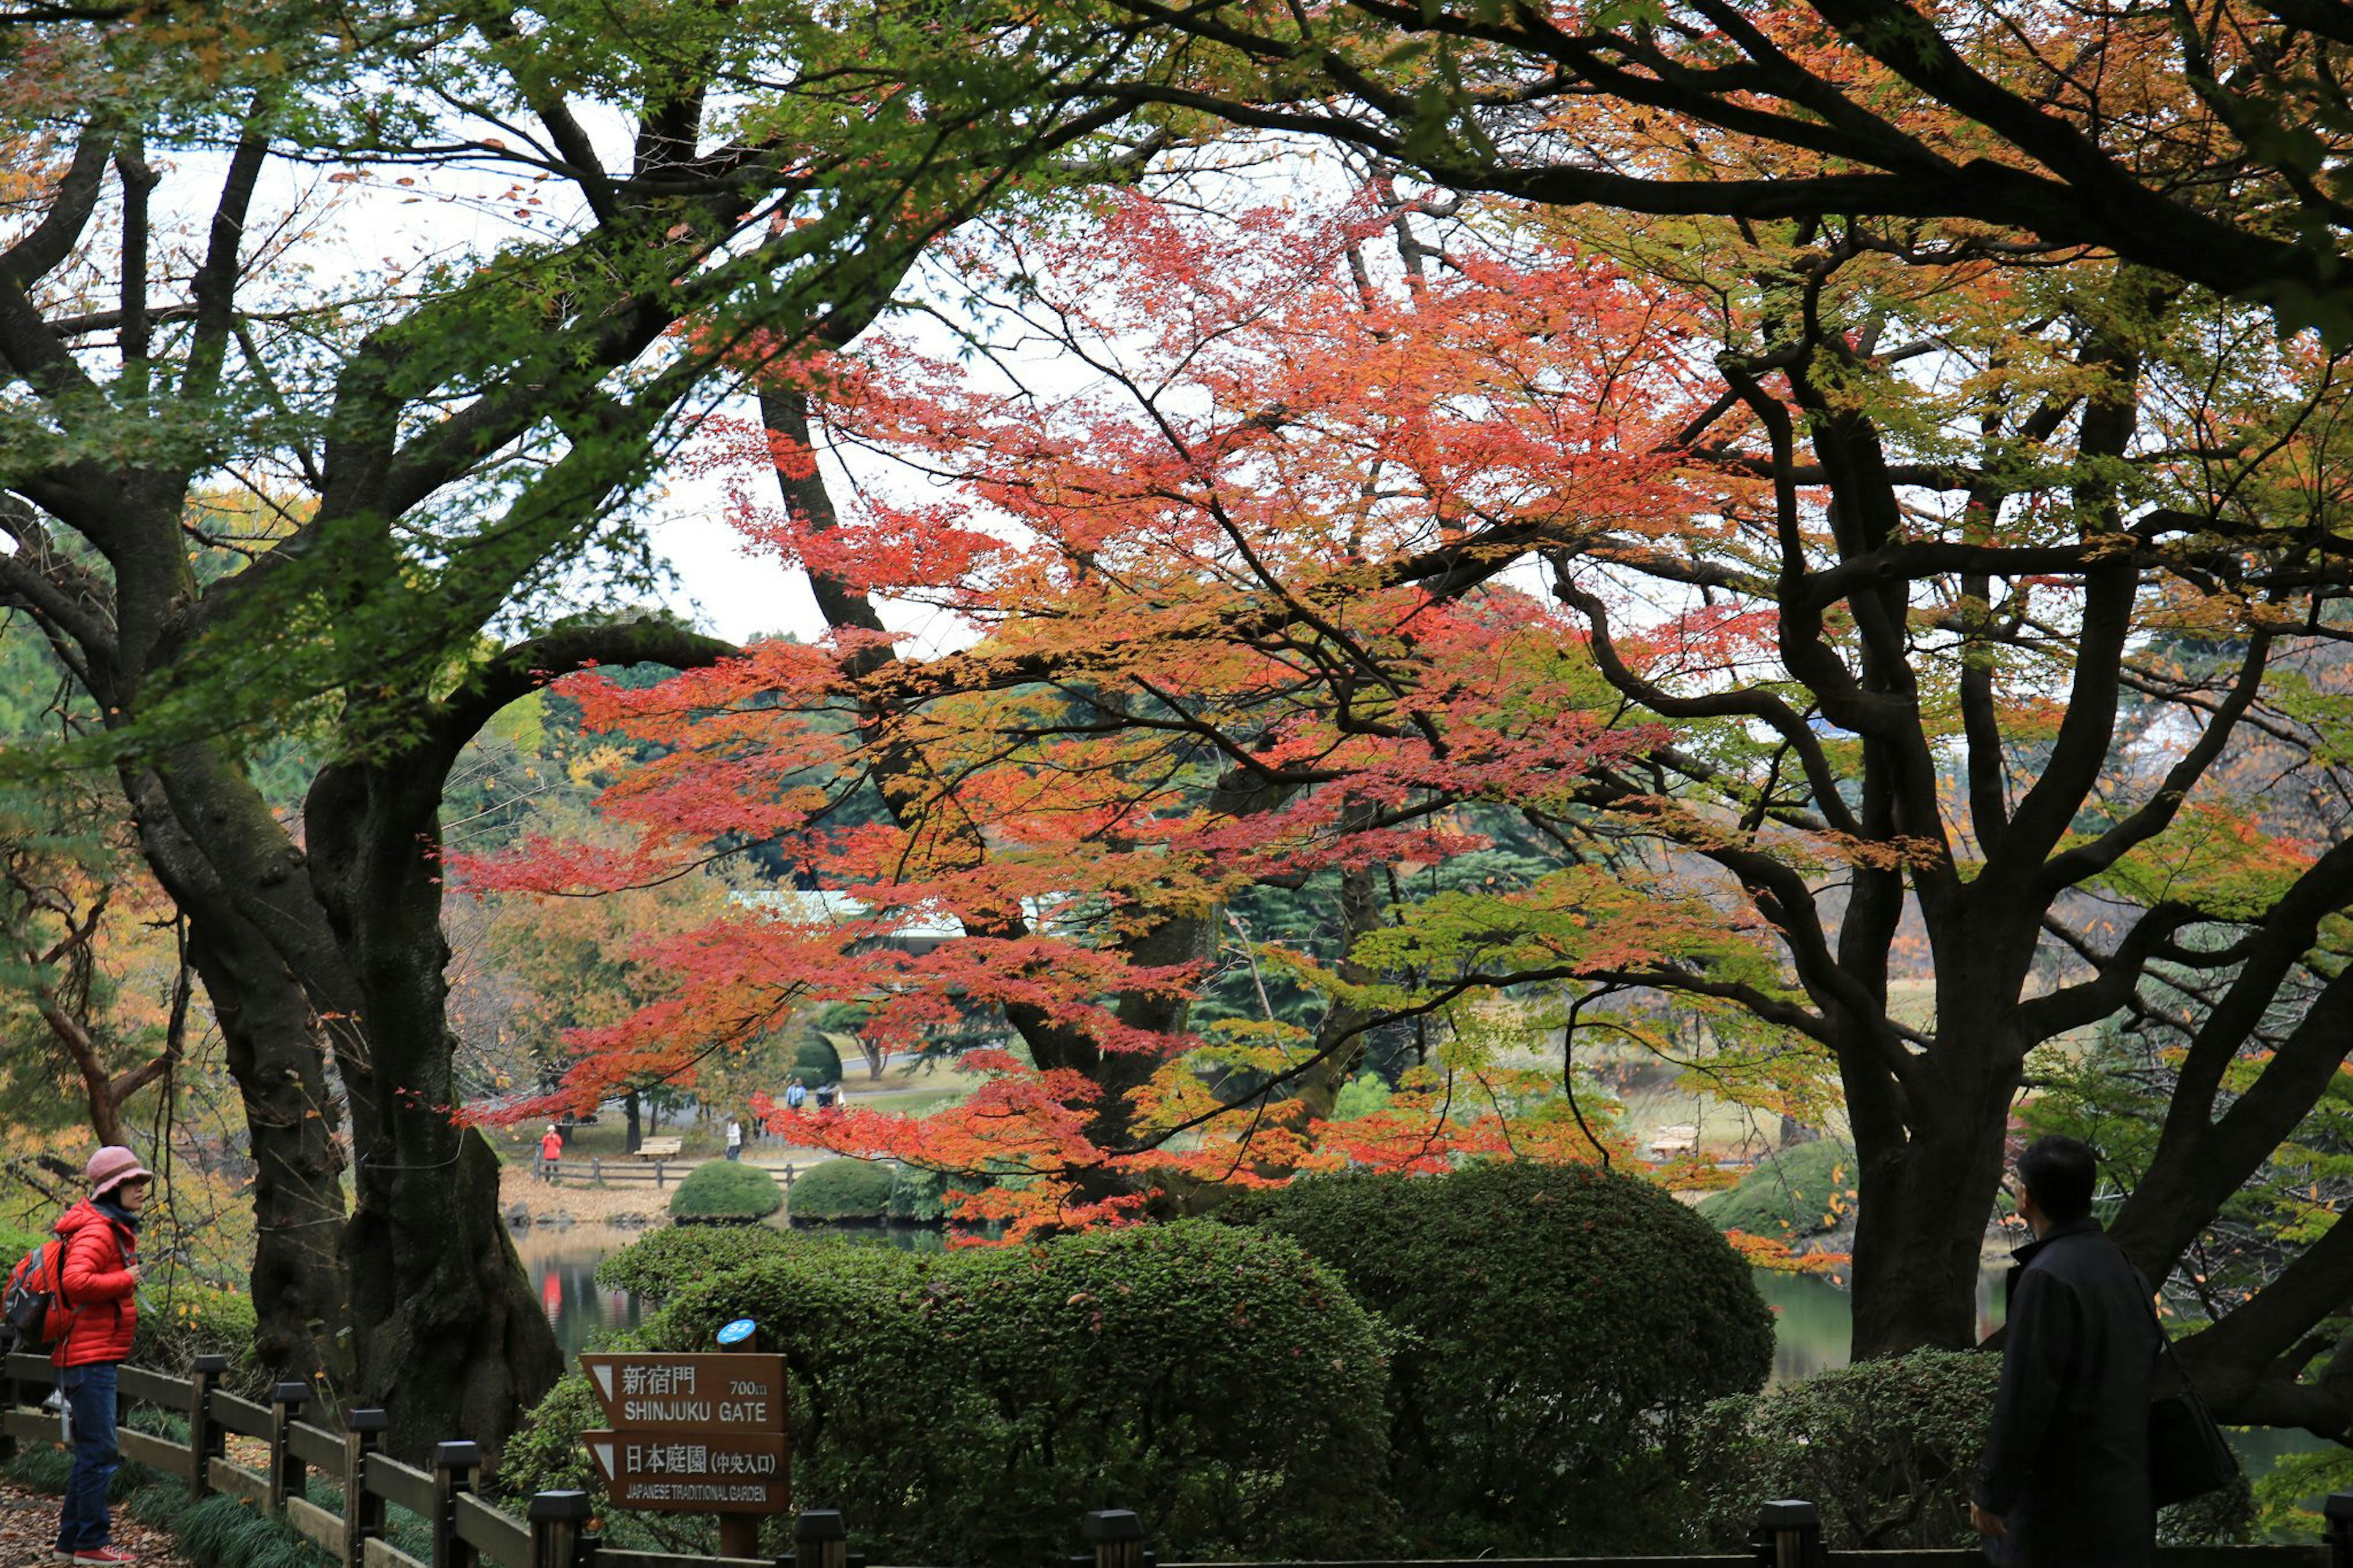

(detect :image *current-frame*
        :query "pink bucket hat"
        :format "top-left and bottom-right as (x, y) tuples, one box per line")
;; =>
(86, 1146), (154, 1199)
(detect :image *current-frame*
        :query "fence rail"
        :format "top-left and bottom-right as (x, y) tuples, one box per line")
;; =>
(3, 1350), (2351, 1568)
(533, 1157), (813, 1189)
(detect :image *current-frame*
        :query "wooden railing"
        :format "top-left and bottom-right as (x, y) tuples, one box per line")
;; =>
(5, 1350), (2352, 1568)
(533, 1157), (810, 1189)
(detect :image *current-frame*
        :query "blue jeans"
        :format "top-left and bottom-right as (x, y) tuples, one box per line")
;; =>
(57, 1362), (118, 1553)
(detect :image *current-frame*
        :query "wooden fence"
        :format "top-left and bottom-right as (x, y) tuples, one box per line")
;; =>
(4, 1349), (2352, 1568)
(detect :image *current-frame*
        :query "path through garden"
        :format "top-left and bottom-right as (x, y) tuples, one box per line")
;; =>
(0, 1474), (195, 1564)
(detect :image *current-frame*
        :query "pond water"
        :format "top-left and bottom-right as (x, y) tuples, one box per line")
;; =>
(512, 1221), (944, 1354)
(516, 1225), (2336, 1487)
(1754, 1267), (2009, 1384)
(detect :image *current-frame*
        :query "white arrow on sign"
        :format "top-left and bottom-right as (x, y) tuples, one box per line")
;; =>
(590, 1438), (616, 1480)
(589, 1363), (616, 1403)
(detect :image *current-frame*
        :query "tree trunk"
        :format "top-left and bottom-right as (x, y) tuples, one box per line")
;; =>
(307, 757), (563, 1458)
(624, 1090), (642, 1154)
(1847, 960), (2028, 1359)
(1847, 1123), (2008, 1357)
(182, 924), (355, 1383)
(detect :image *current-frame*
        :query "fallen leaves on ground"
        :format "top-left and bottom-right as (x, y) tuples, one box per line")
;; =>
(0, 1472), (197, 1565)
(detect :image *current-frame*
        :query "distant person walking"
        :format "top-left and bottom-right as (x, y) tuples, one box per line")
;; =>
(784, 1078), (807, 1111)
(52, 1145), (151, 1564)
(813, 1081), (838, 1110)
(724, 1118), (743, 1161)
(539, 1125), (564, 1183)
(1972, 1135), (2160, 1567)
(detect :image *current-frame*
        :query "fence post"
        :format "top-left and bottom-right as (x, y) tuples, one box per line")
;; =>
(1082, 1509), (1146, 1568)
(795, 1509), (849, 1568)
(267, 1379), (311, 1512)
(655, 1159), (667, 1188)
(344, 1407), (387, 1568)
(0, 1346), (15, 1465)
(188, 1354), (227, 1501)
(529, 1488), (594, 1568)
(433, 1439), (483, 1568)
(591, 1157), (602, 1186)
(2326, 1492), (2353, 1568)
(1754, 1500), (1823, 1568)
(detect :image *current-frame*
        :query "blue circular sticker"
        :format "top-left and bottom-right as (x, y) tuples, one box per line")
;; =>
(716, 1318), (757, 1346)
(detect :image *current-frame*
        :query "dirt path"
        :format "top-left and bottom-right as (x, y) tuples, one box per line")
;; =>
(0, 1474), (195, 1565)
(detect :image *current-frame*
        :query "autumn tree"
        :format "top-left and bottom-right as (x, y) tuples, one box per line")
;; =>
(0, 623), (188, 1145)
(481, 189), (1767, 1222)
(527, 181), (2353, 1439)
(0, 0), (1162, 1450)
(1098, 0), (2353, 338)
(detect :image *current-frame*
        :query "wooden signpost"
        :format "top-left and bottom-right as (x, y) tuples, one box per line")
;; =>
(580, 1351), (790, 1556)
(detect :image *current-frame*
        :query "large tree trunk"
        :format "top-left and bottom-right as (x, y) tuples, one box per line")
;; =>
(1847, 1114), (2013, 1357)
(183, 925), (355, 1383)
(306, 756), (563, 1458)
(123, 764), (355, 1388)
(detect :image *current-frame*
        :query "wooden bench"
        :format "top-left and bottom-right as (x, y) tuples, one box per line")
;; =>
(634, 1137), (684, 1160)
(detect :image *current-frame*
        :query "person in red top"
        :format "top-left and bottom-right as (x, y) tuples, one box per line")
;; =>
(52, 1145), (150, 1564)
(539, 1124), (564, 1183)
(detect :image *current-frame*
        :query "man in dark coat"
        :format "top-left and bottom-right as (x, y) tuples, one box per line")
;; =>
(1971, 1135), (2161, 1567)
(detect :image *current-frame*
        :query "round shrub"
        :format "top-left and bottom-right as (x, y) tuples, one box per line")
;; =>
(596, 1224), (796, 1300)
(505, 1221), (1395, 1566)
(788, 1157), (893, 1222)
(1694, 1139), (1857, 1241)
(1230, 1160), (1773, 1554)
(669, 1159), (782, 1222)
(791, 1033), (844, 1086)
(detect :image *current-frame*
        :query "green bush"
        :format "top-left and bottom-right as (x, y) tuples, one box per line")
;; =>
(506, 1221), (1395, 1566)
(788, 1157), (894, 1221)
(669, 1159), (783, 1221)
(792, 1033), (844, 1086)
(135, 1282), (268, 1399)
(1692, 1349), (2253, 1550)
(1229, 1160), (1773, 1554)
(1329, 1073), (1392, 1120)
(887, 1162), (953, 1221)
(1692, 1348), (1996, 1549)
(0, 1221), (48, 1267)
(1694, 1139), (1857, 1241)
(596, 1224), (797, 1300)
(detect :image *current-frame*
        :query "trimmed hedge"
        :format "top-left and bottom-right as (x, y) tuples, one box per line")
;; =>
(1694, 1139), (1857, 1241)
(669, 1159), (782, 1221)
(1229, 1160), (1774, 1554)
(787, 1157), (893, 1221)
(506, 1221), (1395, 1566)
(595, 1224), (797, 1300)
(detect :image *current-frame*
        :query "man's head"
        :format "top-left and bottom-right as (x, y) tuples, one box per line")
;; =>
(2015, 1135), (2097, 1229)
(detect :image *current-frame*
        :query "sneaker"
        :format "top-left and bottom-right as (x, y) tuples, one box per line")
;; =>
(73, 1550), (137, 1564)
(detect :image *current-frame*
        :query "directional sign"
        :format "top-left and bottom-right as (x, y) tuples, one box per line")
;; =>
(580, 1353), (788, 1434)
(585, 1430), (790, 1515)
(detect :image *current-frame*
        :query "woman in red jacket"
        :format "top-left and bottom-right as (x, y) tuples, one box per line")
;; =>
(51, 1145), (150, 1565)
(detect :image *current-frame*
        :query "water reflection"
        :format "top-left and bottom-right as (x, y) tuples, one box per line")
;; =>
(513, 1224), (648, 1355)
(1751, 1266), (2009, 1384)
